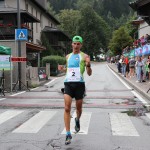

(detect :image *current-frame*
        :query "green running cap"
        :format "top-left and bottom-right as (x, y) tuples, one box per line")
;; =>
(72, 35), (83, 43)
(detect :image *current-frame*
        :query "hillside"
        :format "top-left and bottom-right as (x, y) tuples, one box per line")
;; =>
(48, 0), (135, 18)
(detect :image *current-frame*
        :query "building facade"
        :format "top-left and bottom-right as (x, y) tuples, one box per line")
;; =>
(129, 0), (150, 39)
(0, 0), (70, 90)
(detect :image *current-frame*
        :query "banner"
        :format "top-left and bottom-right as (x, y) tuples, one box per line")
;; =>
(142, 45), (150, 55)
(0, 55), (11, 70)
(135, 47), (142, 56)
(123, 44), (150, 58)
(129, 49), (135, 58)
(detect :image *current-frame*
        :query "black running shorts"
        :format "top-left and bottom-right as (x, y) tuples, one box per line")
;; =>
(64, 82), (85, 100)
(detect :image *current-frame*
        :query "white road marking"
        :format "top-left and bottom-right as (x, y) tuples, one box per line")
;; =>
(131, 91), (148, 104)
(10, 91), (26, 96)
(13, 110), (57, 133)
(0, 98), (6, 101)
(109, 113), (139, 136)
(45, 78), (58, 86)
(107, 64), (148, 105)
(0, 110), (24, 125)
(61, 112), (92, 135)
(30, 87), (39, 91)
(107, 65), (132, 89)
(145, 113), (150, 119)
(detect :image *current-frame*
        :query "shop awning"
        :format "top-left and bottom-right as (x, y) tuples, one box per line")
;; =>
(0, 45), (11, 55)
(26, 42), (46, 52)
(42, 26), (71, 41)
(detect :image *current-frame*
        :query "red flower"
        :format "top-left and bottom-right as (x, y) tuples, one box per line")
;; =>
(7, 23), (13, 27)
(0, 24), (4, 27)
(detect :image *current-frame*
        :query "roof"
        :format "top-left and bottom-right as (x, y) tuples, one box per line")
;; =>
(131, 19), (144, 25)
(26, 42), (46, 52)
(0, 7), (40, 23)
(32, 0), (60, 25)
(42, 26), (71, 41)
(129, 0), (150, 10)
(0, 0), (59, 24)
(129, 0), (150, 25)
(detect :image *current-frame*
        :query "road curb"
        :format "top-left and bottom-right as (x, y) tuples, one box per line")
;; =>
(108, 64), (150, 109)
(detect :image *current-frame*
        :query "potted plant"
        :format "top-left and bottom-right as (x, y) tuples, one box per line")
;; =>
(0, 24), (4, 27)
(7, 23), (13, 27)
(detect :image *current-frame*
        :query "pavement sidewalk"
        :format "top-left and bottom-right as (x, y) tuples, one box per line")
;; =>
(108, 63), (150, 103)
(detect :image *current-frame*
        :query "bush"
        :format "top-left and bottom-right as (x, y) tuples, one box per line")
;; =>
(42, 55), (66, 76)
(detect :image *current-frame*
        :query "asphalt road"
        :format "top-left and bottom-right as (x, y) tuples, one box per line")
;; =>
(0, 62), (150, 150)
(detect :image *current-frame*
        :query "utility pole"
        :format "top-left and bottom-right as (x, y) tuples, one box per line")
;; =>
(17, 0), (21, 90)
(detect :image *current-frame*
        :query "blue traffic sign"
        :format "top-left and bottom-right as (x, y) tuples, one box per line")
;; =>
(15, 29), (28, 41)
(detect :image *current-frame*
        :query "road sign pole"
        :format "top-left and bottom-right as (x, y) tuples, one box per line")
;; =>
(17, 0), (22, 90)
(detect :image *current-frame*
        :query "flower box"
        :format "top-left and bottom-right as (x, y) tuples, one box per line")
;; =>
(7, 23), (13, 27)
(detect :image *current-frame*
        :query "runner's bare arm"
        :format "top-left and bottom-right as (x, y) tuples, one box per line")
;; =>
(85, 54), (92, 76)
(58, 55), (68, 72)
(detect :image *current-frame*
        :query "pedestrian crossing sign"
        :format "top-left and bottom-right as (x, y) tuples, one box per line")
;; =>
(15, 29), (28, 41)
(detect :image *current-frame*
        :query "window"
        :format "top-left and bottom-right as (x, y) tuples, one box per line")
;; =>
(31, 7), (33, 15)
(0, 18), (3, 24)
(40, 13), (43, 28)
(25, 3), (28, 12)
(36, 11), (38, 33)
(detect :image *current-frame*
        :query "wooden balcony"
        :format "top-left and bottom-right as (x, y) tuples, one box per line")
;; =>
(0, 26), (33, 40)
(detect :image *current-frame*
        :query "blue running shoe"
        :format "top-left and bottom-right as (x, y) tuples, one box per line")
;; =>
(75, 117), (80, 132)
(65, 134), (72, 145)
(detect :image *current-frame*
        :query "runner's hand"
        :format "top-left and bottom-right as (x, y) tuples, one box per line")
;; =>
(58, 65), (64, 71)
(85, 56), (90, 66)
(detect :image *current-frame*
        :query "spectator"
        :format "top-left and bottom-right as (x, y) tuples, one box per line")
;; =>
(141, 55), (147, 82)
(129, 56), (136, 78)
(110, 57), (115, 64)
(135, 56), (143, 82)
(125, 57), (129, 78)
(118, 56), (122, 73)
(146, 55), (150, 81)
(133, 39), (138, 47)
(121, 56), (126, 77)
(137, 39), (141, 47)
(145, 34), (150, 44)
(140, 36), (146, 46)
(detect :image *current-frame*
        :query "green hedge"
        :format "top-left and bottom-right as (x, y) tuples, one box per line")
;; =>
(42, 55), (66, 76)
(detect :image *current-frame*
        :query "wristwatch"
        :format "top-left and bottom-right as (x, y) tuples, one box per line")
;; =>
(86, 64), (91, 67)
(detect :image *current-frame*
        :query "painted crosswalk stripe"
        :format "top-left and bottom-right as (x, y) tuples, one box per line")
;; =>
(0, 110), (24, 125)
(145, 113), (150, 119)
(13, 111), (57, 133)
(109, 113), (139, 136)
(61, 112), (92, 135)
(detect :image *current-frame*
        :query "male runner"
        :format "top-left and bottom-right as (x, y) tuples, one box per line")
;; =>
(59, 35), (92, 145)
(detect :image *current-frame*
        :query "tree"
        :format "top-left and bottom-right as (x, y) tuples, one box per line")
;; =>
(57, 9), (81, 38)
(48, 0), (76, 13)
(40, 33), (58, 57)
(109, 27), (133, 55)
(47, 1), (56, 16)
(123, 12), (137, 39)
(77, 5), (110, 56)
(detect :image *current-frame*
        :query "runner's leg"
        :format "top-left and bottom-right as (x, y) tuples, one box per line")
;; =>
(75, 99), (83, 132)
(64, 94), (72, 132)
(76, 99), (83, 119)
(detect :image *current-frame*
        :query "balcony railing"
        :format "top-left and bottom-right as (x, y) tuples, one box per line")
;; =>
(0, 26), (32, 40)
(0, 26), (16, 35)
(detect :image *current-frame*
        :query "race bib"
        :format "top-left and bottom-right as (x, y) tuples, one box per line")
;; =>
(67, 67), (80, 81)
